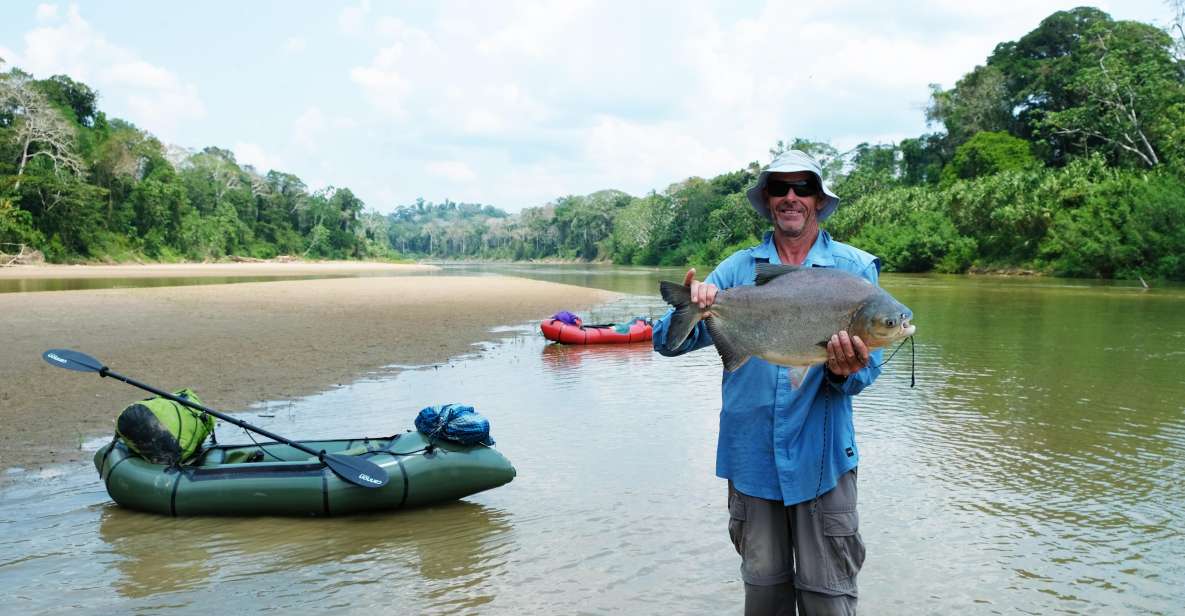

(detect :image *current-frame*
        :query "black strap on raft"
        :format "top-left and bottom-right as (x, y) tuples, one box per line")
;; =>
(97, 434), (120, 479)
(241, 426), (287, 462)
(383, 432), (435, 456)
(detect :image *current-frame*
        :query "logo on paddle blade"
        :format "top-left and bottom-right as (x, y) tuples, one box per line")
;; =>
(47, 353), (67, 364)
(359, 473), (384, 485)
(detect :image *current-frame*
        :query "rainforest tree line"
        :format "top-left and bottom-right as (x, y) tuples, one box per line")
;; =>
(3, 7), (1184, 279)
(0, 68), (393, 262)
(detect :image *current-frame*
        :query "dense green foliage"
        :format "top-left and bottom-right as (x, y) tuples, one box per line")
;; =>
(3, 6), (1184, 281)
(0, 66), (396, 263)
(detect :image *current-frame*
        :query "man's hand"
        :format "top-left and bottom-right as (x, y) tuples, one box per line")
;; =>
(825, 331), (869, 377)
(683, 268), (718, 313)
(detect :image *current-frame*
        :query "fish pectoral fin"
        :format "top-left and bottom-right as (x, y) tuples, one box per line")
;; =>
(816, 339), (829, 348)
(754, 263), (802, 286)
(706, 318), (750, 372)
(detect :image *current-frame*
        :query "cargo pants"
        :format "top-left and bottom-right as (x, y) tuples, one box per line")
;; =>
(727, 469), (864, 616)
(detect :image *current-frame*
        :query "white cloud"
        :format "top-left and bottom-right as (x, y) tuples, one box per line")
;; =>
(474, 0), (593, 58)
(283, 37), (307, 53)
(348, 19), (439, 118)
(8, 0), (1173, 215)
(293, 106), (326, 150)
(349, 64), (410, 117)
(233, 142), (285, 174)
(34, 3), (58, 21)
(583, 116), (739, 190)
(11, 5), (205, 141)
(338, 0), (371, 36)
(426, 160), (477, 183)
(104, 60), (183, 90)
(291, 107), (359, 157)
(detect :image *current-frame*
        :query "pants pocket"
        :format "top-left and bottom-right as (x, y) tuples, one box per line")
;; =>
(727, 483), (747, 557)
(822, 509), (865, 580)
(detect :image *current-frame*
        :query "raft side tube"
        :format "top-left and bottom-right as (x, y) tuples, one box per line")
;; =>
(93, 432), (516, 517)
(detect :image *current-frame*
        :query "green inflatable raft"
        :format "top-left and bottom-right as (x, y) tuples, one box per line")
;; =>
(93, 430), (516, 517)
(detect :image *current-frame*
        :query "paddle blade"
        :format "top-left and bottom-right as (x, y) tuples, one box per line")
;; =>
(43, 349), (105, 373)
(324, 453), (389, 489)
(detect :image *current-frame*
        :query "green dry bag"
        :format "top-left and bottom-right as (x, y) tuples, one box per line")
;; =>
(115, 389), (214, 465)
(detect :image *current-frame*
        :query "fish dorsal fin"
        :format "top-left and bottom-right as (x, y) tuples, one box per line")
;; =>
(706, 318), (750, 372)
(754, 263), (802, 286)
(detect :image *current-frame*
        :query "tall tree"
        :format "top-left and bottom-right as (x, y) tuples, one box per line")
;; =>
(33, 75), (98, 127)
(0, 74), (84, 190)
(987, 6), (1115, 154)
(1039, 20), (1185, 167)
(925, 65), (1014, 146)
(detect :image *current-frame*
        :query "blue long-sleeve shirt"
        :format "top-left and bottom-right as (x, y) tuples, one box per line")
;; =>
(653, 230), (883, 505)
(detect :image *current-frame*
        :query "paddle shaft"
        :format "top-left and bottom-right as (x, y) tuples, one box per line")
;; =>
(98, 366), (325, 460)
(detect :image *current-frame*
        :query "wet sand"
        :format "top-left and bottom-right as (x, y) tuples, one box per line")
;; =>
(0, 263), (619, 478)
(0, 261), (437, 279)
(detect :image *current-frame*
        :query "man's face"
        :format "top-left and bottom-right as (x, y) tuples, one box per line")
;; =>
(765, 171), (823, 239)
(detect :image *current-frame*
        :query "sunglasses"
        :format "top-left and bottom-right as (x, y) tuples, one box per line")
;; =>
(766, 178), (819, 198)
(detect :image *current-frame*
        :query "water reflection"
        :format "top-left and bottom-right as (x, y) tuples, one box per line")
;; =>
(2, 268), (1183, 613)
(539, 341), (654, 375)
(97, 501), (513, 610)
(98, 508), (218, 599)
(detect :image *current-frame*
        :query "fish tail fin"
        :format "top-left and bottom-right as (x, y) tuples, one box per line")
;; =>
(705, 317), (750, 371)
(659, 281), (702, 351)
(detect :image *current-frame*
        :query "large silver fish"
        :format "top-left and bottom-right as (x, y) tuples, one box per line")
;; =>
(659, 264), (916, 371)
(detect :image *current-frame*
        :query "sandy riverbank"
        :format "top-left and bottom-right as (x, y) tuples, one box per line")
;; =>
(0, 265), (619, 478)
(0, 260), (438, 278)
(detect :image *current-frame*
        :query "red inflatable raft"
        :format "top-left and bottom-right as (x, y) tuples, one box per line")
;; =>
(540, 317), (653, 345)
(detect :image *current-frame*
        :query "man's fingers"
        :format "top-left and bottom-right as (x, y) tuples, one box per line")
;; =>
(827, 332), (870, 375)
(851, 335), (869, 365)
(683, 268), (696, 287)
(837, 331), (855, 358)
(695, 282), (717, 309)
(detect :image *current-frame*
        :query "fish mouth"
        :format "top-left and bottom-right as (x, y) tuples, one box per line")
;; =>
(901, 319), (916, 338)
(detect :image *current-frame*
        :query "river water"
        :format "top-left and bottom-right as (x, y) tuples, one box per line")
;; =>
(1, 265), (1182, 614)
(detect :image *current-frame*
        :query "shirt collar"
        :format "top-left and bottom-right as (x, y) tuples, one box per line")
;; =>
(754, 230), (835, 267)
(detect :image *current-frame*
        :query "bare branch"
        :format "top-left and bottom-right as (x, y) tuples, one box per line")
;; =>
(1, 75), (85, 189)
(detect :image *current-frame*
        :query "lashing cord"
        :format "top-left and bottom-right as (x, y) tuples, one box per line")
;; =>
(236, 428), (435, 463)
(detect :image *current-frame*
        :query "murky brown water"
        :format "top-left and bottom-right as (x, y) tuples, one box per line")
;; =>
(2, 267), (1183, 614)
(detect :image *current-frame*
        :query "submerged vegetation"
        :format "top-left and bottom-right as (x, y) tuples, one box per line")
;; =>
(2, 7), (1184, 279)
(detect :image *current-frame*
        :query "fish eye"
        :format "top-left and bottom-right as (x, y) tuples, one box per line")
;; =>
(885, 318), (896, 328)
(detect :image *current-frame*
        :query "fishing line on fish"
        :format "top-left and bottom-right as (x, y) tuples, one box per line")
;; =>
(874, 336), (916, 387)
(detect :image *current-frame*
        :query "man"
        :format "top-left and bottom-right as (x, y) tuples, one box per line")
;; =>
(653, 150), (882, 615)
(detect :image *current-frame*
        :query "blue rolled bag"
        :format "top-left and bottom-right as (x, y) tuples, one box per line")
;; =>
(415, 404), (496, 446)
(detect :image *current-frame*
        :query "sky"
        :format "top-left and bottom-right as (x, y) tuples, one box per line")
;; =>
(0, 1), (1178, 213)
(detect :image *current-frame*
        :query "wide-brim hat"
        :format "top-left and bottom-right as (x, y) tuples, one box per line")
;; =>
(746, 149), (841, 222)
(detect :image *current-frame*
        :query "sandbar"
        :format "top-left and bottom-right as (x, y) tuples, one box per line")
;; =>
(0, 264), (619, 478)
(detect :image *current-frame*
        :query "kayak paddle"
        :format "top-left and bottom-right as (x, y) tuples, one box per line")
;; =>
(42, 348), (389, 489)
